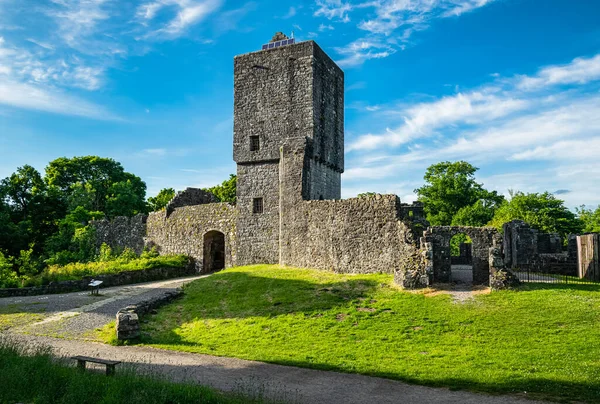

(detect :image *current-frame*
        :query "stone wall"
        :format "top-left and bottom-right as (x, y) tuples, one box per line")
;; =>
(93, 214), (147, 255)
(502, 220), (576, 275)
(280, 194), (420, 274)
(166, 188), (218, 216)
(145, 203), (237, 272)
(116, 288), (183, 340)
(423, 226), (500, 284)
(0, 264), (194, 298)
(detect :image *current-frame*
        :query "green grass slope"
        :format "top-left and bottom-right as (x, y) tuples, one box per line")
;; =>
(138, 265), (600, 402)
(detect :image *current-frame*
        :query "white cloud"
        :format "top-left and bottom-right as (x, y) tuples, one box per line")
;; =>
(319, 23), (335, 32)
(314, 0), (353, 22)
(335, 38), (395, 67)
(136, 0), (223, 38)
(48, 0), (111, 48)
(282, 6), (296, 19)
(0, 80), (114, 119)
(517, 54), (600, 90)
(349, 91), (527, 151)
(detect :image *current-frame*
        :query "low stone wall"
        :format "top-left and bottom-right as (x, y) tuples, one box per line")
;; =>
(116, 288), (183, 340)
(0, 264), (195, 298)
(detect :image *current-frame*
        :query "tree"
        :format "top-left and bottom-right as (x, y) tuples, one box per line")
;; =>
(45, 156), (146, 213)
(0, 165), (46, 220)
(148, 188), (175, 211)
(415, 161), (504, 225)
(451, 200), (497, 227)
(205, 174), (237, 204)
(105, 178), (148, 217)
(576, 205), (600, 233)
(489, 192), (583, 238)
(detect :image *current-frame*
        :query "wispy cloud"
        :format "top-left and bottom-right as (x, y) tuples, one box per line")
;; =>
(0, 79), (115, 119)
(315, 0), (498, 66)
(136, 0), (223, 38)
(335, 38), (395, 67)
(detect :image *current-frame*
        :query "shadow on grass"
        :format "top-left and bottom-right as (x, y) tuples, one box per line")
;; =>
(151, 270), (383, 322)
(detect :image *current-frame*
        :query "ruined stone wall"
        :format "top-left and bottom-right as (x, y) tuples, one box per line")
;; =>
(146, 203), (237, 272)
(423, 226), (500, 284)
(166, 188), (218, 216)
(281, 194), (419, 274)
(93, 214), (147, 255)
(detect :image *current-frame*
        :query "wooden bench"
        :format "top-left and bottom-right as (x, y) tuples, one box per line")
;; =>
(71, 356), (121, 376)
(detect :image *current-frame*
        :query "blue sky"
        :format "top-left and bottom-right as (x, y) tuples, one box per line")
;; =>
(0, 0), (599, 209)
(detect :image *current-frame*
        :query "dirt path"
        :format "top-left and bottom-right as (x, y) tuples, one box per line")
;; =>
(5, 334), (543, 404)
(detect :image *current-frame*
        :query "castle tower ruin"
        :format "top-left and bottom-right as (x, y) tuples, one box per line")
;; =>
(233, 35), (344, 266)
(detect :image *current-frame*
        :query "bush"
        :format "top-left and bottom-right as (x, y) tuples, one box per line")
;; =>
(43, 254), (189, 282)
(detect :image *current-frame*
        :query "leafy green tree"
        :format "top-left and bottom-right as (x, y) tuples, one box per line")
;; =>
(45, 156), (146, 213)
(147, 188), (175, 211)
(415, 161), (504, 225)
(0, 165), (46, 220)
(489, 192), (583, 238)
(451, 200), (497, 227)
(45, 207), (103, 265)
(0, 251), (18, 288)
(105, 178), (148, 217)
(205, 174), (237, 204)
(576, 205), (600, 233)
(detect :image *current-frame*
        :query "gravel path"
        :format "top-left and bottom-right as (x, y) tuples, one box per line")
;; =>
(6, 334), (543, 404)
(2, 275), (205, 338)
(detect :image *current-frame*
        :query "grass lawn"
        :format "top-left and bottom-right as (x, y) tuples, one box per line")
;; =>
(123, 265), (600, 402)
(0, 338), (267, 404)
(0, 304), (44, 331)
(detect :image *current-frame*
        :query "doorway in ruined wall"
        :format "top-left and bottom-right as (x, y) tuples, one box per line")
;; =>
(450, 233), (473, 284)
(203, 230), (225, 272)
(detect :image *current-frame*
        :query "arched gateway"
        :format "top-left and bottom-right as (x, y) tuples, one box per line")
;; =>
(203, 230), (225, 272)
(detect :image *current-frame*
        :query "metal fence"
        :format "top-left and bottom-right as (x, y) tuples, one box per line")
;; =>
(514, 268), (600, 285)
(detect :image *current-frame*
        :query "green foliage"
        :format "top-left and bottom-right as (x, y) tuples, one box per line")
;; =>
(43, 254), (189, 282)
(141, 246), (160, 259)
(98, 243), (113, 262)
(44, 207), (102, 266)
(205, 175), (237, 204)
(451, 200), (497, 227)
(415, 161), (504, 226)
(105, 178), (148, 217)
(0, 251), (18, 288)
(0, 339), (253, 404)
(148, 188), (175, 211)
(576, 205), (600, 233)
(489, 191), (583, 238)
(139, 265), (600, 403)
(357, 192), (377, 198)
(450, 234), (472, 256)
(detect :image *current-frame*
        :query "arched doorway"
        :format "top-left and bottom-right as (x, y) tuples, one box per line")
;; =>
(203, 231), (225, 272)
(450, 233), (473, 284)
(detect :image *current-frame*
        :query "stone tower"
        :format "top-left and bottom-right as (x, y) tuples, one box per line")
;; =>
(233, 35), (344, 265)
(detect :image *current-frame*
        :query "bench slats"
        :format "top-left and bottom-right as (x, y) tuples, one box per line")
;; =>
(71, 356), (121, 366)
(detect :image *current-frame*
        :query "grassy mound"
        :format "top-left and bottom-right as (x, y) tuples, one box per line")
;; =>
(135, 265), (600, 403)
(0, 338), (261, 404)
